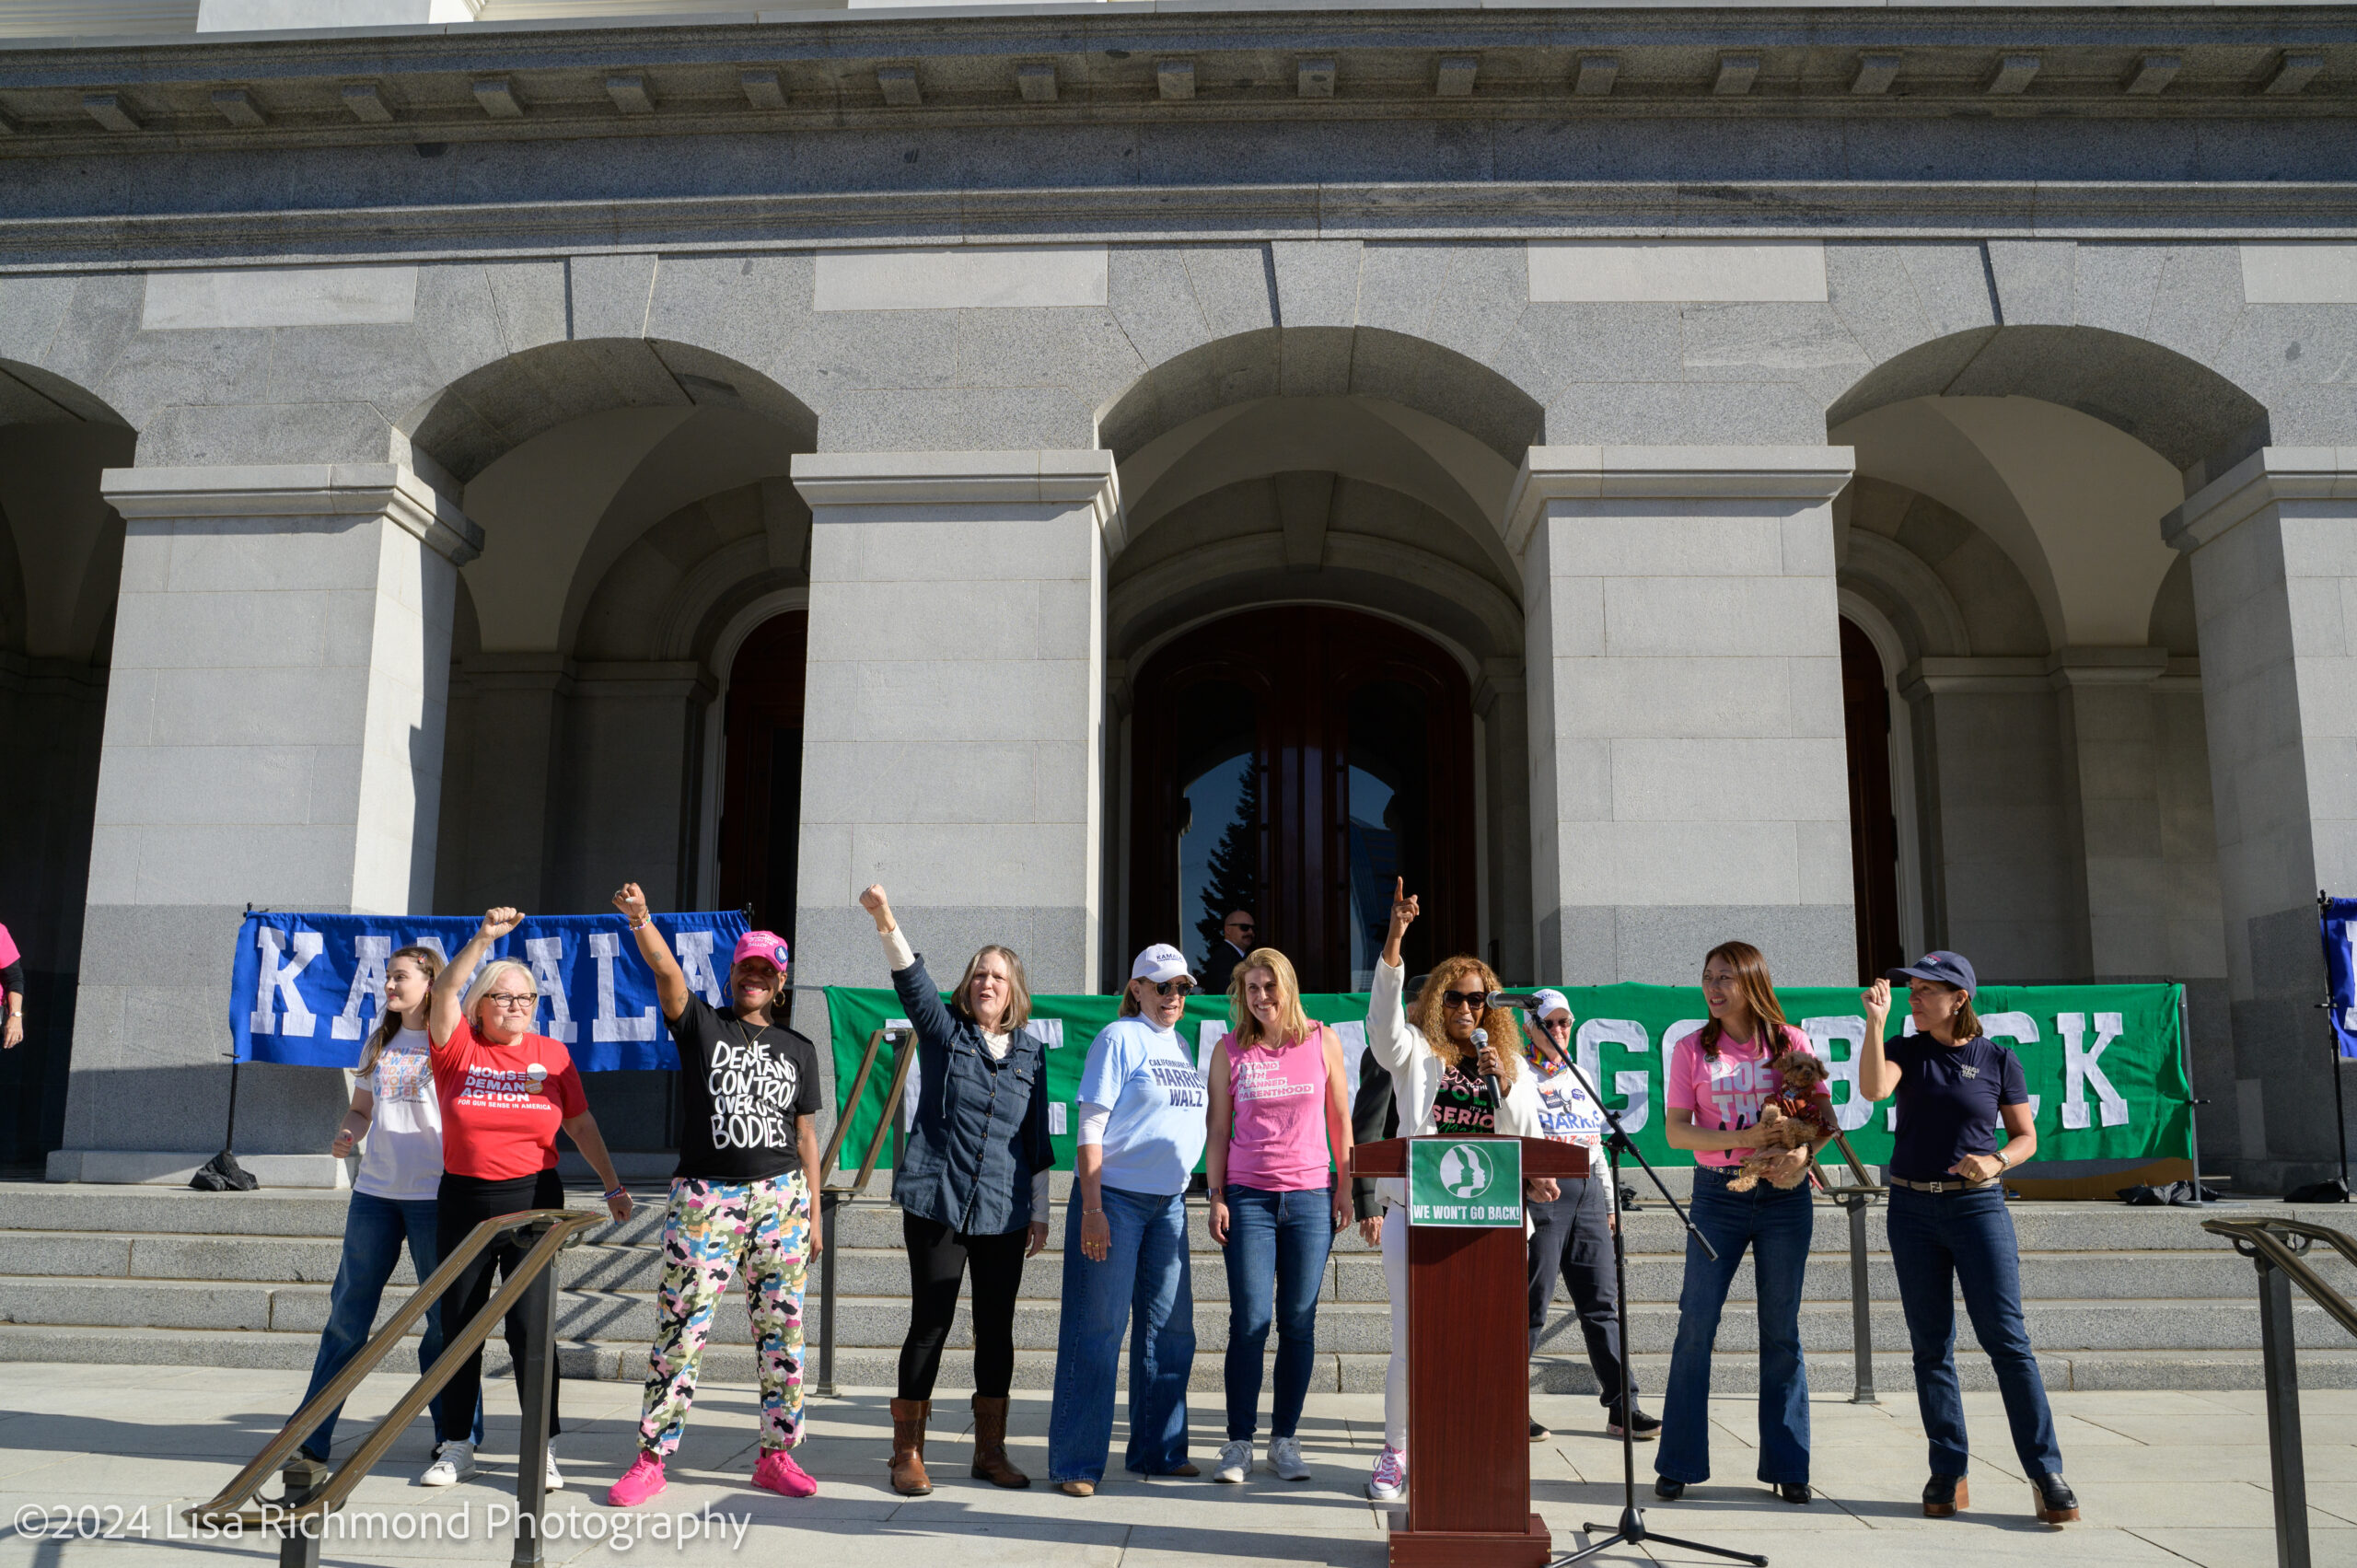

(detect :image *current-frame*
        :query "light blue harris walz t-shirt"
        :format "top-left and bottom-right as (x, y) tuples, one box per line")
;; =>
(1078, 1016), (1209, 1197)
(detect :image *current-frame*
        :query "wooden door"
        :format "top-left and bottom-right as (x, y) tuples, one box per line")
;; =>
(1130, 607), (1476, 993)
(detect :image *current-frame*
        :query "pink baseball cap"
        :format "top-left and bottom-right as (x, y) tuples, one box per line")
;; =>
(733, 931), (790, 971)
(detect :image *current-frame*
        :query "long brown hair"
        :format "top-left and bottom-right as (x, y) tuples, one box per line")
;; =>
(1698, 940), (1788, 1061)
(953, 945), (1031, 1032)
(1231, 947), (1313, 1049)
(359, 945), (444, 1074)
(1408, 953), (1522, 1085)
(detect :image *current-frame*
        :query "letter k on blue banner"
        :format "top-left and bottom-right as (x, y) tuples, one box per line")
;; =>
(231, 911), (751, 1070)
(2324, 897), (2357, 1060)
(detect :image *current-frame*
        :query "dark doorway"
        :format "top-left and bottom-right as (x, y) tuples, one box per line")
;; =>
(1840, 616), (1904, 983)
(717, 612), (807, 944)
(1131, 607), (1476, 993)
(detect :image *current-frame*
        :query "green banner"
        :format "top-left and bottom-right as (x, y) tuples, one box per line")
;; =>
(822, 982), (2189, 1175)
(1408, 1136), (1525, 1226)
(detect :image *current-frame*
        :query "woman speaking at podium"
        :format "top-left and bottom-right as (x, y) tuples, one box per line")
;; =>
(1361, 879), (1554, 1504)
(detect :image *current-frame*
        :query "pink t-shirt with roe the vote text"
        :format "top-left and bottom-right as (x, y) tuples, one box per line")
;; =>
(1666, 1022), (1832, 1169)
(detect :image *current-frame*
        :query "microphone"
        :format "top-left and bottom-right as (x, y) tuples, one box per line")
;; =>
(1471, 1025), (1503, 1115)
(1486, 991), (1548, 1014)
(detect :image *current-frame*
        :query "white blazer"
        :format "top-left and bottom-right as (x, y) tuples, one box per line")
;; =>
(1365, 958), (1546, 1214)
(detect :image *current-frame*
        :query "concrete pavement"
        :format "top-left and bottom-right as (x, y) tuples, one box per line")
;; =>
(0, 1364), (2348, 1566)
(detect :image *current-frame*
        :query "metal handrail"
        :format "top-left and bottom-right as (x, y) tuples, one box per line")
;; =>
(813, 1025), (919, 1396)
(188, 1206), (603, 1552)
(2202, 1215), (2357, 1339)
(1810, 1124), (1887, 1406)
(2201, 1212), (2357, 1568)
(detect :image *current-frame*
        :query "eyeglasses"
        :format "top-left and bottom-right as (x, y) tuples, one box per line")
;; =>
(483, 993), (537, 1010)
(1440, 990), (1489, 1012)
(1148, 978), (1197, 997)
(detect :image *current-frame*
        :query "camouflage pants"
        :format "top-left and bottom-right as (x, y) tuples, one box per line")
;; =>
(636, 1174), (809, 1456)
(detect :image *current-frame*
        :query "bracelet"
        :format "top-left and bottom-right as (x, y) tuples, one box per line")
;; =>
(603, 1185), (627, 1201)
(1084, 1207), (1104, 1216)
(626, 913), (650, 931)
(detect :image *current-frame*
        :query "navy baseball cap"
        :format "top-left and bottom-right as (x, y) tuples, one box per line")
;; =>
(1886, 950), (1977, 993)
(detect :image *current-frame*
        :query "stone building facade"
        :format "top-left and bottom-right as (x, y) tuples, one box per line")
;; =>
(0, 0), (2353, 1189)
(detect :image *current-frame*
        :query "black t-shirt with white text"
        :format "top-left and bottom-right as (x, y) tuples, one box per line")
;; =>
(669, 993), (823, 1183)
(1432, 1060), (1497, 1135)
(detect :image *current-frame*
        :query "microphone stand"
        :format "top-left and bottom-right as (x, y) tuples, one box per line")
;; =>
(1511, 1000), (1764, 1568)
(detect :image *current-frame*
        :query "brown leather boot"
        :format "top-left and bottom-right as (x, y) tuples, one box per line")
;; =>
(889, 1398), (932, 1495)
(970, 1395), (1029, 1488)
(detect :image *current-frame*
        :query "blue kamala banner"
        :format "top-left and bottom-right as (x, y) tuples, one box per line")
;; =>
(231, 911), (750, 1072)
(2324, 897), (2357, 1061)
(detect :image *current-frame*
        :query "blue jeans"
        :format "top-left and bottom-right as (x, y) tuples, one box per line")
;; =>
(295, 1191), (482, 1460)
(1657, 1166), (1813, 1486)
(1887, 1185), (2063, 1480)
(1047, 1186), (1195, 1482)
(1221, 1184), (1335, 1442)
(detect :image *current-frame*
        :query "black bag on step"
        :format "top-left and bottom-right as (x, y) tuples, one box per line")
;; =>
(190, 1150), (258, 1191)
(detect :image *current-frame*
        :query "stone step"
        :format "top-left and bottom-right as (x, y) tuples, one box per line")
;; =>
(6, 1222), (2328, 1316)
(3, 1324), (2353, 1400)
(6, 1270), (2349, 1357)
(0, 1181), (2335, 1255)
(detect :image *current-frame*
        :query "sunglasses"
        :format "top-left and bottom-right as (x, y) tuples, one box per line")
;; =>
(1147, 978), (1197, 997)
(1439, 990), (1490, 1013)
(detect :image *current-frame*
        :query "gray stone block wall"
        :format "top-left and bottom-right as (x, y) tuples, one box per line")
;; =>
(2, 5), (2355, 1175)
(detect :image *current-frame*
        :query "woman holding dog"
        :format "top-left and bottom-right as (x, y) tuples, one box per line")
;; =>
(1861, 952), (2077, 1525)
(1655, 941), (1832, 1506)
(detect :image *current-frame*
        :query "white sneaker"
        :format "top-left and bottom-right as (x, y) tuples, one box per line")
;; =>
(544, 1449), (564, 1491)
(1269, 1435), (1310, 1481)
(1366, 1444), (1406, 1502)
(420, 1440), (476, 1487)
(1213, 1439), (1252, 1483)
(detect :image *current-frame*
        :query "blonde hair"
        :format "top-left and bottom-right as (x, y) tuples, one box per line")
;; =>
(463, 958), (540, 1029)
(1230, 947), (1312, 1049)
(358, 945), (443, 1074)
(954, 945), (1032, 1033)
(1407, 953), (1522, 1086)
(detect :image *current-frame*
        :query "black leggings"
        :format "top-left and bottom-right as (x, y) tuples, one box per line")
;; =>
(435, 1168), (566, 1445)
(899, 1211), (1028, 1401)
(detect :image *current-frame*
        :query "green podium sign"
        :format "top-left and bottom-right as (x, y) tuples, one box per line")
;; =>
(1406, 1137), (1524, 1227)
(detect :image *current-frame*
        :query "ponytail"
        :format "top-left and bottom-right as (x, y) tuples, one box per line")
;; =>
(357, 946), (444, 1075)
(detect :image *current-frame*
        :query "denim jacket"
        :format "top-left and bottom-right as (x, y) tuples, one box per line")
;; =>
(888, 952), (1054, 1236)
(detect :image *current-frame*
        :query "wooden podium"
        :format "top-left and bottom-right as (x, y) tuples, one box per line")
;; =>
(1351, 1135), (1588, 1568)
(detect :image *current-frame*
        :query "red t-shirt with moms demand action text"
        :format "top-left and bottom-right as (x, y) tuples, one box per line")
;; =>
(430, 1019), (587, 1180)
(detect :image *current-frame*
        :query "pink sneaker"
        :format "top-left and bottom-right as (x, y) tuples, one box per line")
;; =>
(607, 1452), (667, 1507)
(752, 1448), (818, 1498)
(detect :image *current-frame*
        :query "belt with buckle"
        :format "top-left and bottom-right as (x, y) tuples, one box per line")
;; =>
(1889, 1175), (2001, 1194)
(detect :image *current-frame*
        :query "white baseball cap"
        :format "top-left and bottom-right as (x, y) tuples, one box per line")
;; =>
(1532, 988), (1572, 1021)
(1131, 943), (1190, 982)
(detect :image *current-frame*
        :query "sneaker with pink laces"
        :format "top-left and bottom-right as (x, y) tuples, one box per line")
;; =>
(751, 1448), (819, 1498)
(1365, 1444), (1407, 1502)
(607, 1452), (667, 1507)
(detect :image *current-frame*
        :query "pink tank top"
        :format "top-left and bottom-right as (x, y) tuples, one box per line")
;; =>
(1224, 1027), (1333, 1192)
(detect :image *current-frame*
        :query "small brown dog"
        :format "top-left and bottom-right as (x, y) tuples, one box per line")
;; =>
(1724, 1047), (1837, 1192)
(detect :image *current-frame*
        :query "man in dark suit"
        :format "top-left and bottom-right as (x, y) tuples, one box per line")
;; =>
(1199, 909), (1256, 997)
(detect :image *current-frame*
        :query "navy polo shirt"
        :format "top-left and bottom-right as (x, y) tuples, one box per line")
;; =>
(1887, 1032), (2028, 1182)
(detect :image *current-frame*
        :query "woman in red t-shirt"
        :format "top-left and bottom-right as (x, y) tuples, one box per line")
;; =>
(421, 906), (632, 1493)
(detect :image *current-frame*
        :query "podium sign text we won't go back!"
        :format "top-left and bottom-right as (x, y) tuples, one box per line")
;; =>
(1408, 1138), (1524, 1227)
